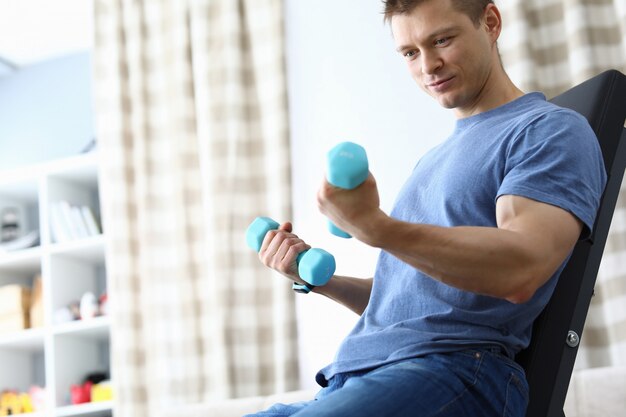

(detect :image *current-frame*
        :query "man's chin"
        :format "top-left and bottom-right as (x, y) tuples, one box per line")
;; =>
(423, 87), (459, 109)
(436, 96), (457, 109)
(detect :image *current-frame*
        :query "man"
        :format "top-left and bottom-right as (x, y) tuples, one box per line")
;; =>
(248, 0), (606, 416)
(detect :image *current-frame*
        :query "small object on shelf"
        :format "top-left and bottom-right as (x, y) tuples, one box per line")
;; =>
(0, 285), (31, 334)
(28, 386), (45, 412)
(70, 381), (92, 405)
(0, 207), (20, 243)
(85, 372), (108, 385)
(91, 380), (112, 402)
(70, 372), (108, 405)
(79, 292), (98, 320)
(0, 390), (34, 415)
(29, 275), (44, 328)
(54, 305), (78, 324)
(99, 293), (108, 316)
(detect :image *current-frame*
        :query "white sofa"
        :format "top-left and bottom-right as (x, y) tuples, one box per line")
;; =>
(159, 389), (315, 417)
(160, 366), (626, 417)
(563, 366), (626, 417)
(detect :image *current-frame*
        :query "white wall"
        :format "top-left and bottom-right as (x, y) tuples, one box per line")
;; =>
(0, 52), (94, 170)
(284, 0), (455, 389)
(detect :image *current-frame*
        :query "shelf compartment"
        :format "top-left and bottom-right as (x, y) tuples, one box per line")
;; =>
(45, 166), (101, 246)
(0, 178), (41, 250)
(0, 344), (46, 394)
(48, 254), (107, 327)
(53, 334), (110, 409)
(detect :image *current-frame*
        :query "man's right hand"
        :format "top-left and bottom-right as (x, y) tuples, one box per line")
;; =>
(258, 221), (373, 316)
(258, 221), (311, 285)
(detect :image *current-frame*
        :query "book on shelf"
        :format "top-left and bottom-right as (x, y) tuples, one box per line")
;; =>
(70, 205), (90, 239)
(81, 205), (101, 236)
(49, 202), (72, 243)
(49, 201), (101, 243)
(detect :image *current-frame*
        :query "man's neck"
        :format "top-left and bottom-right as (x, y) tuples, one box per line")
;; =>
(454, 69), (525, 119)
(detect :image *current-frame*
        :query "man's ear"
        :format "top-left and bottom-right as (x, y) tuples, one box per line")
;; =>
(482, 3), (502, 43)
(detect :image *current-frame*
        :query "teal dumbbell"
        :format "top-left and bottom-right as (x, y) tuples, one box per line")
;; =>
(246, 217), (336, 292)
(326, 142), (369, 238)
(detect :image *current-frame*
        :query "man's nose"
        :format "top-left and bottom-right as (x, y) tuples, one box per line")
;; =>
(421, 51), (442, 74)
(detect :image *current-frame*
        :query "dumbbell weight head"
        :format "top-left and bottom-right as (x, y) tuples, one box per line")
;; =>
(246, 217), (280, 252)
(245, 217), (336, 288)
(327, 142), (369, 190)
(296, 248), (335, 287)
(326, 142), (369, 238)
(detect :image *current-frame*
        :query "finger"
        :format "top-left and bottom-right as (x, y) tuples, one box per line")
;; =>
(272, 239), (310, 274)
(260, 230), (299, 265)
(275, 238), (311, 264)
(279, 222), (293, 233)
(259, 227), (297, 255)
(316, 179), (335, 216)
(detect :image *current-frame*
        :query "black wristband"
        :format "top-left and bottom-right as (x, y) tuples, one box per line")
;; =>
(292, 282), (316, 294)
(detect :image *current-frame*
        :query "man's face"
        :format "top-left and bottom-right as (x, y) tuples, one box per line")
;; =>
(391, 0), (496, 117)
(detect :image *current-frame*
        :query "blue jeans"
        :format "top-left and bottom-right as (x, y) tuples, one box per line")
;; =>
(245, 348), (528, 417)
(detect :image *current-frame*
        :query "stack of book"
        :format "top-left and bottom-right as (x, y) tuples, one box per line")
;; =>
(49, 200), (101, 243)
(0, 230), (40, 253)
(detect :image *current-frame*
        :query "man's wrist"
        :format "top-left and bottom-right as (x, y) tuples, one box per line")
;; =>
(359, 210), (391, 247)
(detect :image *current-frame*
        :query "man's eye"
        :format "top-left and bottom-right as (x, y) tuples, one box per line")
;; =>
(434, 37), (450, 46)
(404, 50), (418, 58)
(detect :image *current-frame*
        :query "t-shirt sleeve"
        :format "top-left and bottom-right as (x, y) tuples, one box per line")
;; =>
(496, 109), (607, 239)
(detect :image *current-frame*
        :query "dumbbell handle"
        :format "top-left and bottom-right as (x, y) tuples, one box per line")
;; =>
(246, 217), (335, 290)
(326, 142), (369, 238)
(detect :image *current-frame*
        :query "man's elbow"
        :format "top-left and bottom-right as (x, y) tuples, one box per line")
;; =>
(502, 271), (544, 304)
(505, 289), (535, 304)
(502, 271), (551, 304)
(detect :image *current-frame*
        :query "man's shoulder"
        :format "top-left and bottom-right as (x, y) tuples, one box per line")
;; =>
(521, 93), (590, 127)
(501, 94), (593, 140)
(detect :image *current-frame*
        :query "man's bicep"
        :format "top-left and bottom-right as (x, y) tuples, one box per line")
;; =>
(496, 195), (583, 273)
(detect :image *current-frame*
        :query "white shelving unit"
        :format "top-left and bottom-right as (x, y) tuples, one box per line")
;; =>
(0, 152), (111, 417)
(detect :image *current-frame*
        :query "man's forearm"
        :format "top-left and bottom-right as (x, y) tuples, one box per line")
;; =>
(313, 276), (373, 315)
(364, 213), (576, 304)
(375, 220), (539, 302)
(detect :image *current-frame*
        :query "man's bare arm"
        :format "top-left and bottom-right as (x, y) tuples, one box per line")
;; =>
(313, 276), (373, 315)
(318, 175), (583, 303)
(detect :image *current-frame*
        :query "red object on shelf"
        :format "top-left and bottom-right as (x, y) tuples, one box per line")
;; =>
(70, 381), (93, 404)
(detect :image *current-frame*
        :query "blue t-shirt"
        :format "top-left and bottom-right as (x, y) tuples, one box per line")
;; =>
(317, 93), (607, 386)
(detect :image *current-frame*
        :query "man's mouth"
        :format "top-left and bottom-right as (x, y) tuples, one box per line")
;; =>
(427, 76), (455, 92)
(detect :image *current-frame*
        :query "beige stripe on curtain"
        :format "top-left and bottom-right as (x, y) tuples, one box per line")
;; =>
(93, 0), (298, 415)
(498, 0), (626, 369)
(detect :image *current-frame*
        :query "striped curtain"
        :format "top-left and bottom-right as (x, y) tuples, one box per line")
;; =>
(498, 0), (626, 369)
(93, 1), (298, 416)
